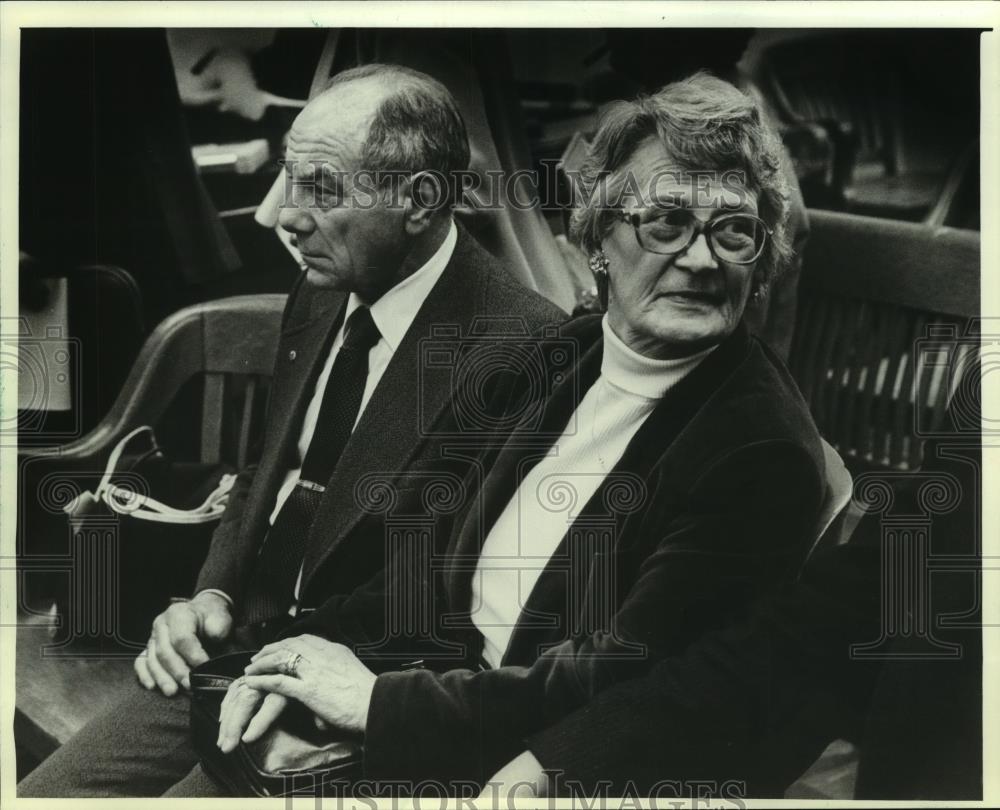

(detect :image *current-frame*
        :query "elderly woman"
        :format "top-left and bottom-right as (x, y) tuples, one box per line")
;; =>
(219, 72), (825, 789)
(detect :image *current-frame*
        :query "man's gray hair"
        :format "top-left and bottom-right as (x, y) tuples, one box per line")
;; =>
(571, 72), (792, 290)
(324, 63), (470, 205)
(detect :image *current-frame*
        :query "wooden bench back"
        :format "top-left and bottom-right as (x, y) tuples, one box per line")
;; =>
(788, 210), (979, 471)
(34, 294), (287, 470)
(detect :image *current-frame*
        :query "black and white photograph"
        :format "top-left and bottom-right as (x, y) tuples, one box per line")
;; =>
(1, 2), (997, 805)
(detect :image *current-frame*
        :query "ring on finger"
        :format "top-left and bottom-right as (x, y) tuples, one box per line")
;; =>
(281, 651), (303, 677)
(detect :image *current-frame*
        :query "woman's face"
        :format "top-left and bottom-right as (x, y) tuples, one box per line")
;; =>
(603, 137), (760, 360)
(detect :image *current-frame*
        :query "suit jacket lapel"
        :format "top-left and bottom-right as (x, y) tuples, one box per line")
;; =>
(299, 230), (495, 591)
(442, 332), (605, 613)
(241, 290), (346, 549)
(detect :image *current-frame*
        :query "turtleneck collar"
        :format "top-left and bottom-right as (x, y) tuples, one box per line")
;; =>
(600, 314), (716, 400)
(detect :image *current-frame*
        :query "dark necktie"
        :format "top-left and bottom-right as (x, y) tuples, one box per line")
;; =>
(243, 306), (381, 624)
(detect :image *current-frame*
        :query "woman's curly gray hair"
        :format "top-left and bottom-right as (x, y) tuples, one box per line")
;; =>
(570, 72), (792, 292)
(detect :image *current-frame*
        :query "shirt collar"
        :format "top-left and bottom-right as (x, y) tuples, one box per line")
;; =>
(343, 219), (458, 352)
(600, 314), (715, 400)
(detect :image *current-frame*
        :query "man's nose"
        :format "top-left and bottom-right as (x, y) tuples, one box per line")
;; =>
(277, 196), (313, 234)
(674, 232), (718, 273)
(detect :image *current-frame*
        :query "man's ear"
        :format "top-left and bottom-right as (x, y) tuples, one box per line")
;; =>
(403, 171), (447, 235)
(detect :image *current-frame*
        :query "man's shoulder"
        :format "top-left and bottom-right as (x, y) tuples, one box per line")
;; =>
(451, 229), (566, 329)
(481, 269), (566, 329)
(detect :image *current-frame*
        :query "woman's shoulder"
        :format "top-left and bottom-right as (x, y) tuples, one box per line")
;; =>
(680, 335), (824, 473)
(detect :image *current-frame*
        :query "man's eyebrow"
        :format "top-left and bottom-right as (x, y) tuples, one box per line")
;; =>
(283, 161), (313, 179)
(282, 163), (344, 190)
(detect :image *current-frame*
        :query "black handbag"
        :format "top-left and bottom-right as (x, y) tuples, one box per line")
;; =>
(190, 651), (363, 797)
(57, 426), (235, 648)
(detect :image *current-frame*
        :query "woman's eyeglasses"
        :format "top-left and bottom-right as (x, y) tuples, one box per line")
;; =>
(619, 208), (771, 265)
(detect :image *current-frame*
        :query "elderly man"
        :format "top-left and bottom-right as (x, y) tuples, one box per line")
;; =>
(19, 63), (563, 798)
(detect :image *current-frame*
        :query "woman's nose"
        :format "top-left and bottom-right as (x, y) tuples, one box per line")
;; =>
(674, 232), (718, 272)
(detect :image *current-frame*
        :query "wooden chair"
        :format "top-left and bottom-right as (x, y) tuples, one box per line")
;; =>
(810, 439), (854, 555)
(788, 210), (979, 473)
(19, 293), (286, 469)
(16, 294), (286, 765)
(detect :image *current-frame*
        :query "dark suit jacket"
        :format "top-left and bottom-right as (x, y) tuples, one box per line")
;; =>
(526, 432), (982, 800)
(193, 226), (565, 627)
(360, 314), (825, 786)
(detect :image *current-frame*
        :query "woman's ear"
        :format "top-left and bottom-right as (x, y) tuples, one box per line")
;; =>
(748, 272), (769, 306)
(588, 244), (610, 310)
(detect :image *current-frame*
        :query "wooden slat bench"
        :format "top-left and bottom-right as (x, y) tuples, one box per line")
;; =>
(789, 209), (979, 474)
(15, 294), (286, 764)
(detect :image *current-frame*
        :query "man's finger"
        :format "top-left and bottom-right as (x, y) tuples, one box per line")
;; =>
(145, 639), (179, 696)
(242, 693), (288, 743)
(172, 631), (210, 670)
(162, 603), (206, 676)
(134, 648), (156, 690)
(192, 593), (233, 641)
(152, 618), (191, 684)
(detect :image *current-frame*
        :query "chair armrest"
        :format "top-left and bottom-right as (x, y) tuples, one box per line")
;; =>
(19, 294), (286, 464)
(18, 312), (202, 463)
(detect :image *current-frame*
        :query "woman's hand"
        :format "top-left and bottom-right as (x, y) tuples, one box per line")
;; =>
(241, 635), (377, 736)
(217, 679), (289, 753)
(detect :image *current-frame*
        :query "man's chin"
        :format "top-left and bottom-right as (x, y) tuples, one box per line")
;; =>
(304, 266), (343, 289)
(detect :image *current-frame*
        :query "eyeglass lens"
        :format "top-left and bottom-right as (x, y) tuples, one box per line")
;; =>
(638, 210), (764, 262)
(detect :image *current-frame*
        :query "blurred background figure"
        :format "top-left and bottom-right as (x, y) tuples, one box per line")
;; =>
(167, 29), (323, 144)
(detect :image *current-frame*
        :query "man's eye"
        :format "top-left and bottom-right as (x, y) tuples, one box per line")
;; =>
(316, 188), (341, 208)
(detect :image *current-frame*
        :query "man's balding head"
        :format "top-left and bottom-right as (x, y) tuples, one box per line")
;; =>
(279, 64), (469, 300)
(313, 64), (470, 196)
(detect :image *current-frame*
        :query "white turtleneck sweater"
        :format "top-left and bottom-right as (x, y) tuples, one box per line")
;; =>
(471, 316), (715, 668)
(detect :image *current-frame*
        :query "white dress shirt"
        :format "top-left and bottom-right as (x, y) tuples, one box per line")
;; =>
(471, 315), (714, 667)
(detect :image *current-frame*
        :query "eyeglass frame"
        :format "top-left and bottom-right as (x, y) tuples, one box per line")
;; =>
(617, 207), (773, 266)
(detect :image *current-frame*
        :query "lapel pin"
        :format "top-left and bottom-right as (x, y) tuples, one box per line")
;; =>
(289, 350), (297, 362)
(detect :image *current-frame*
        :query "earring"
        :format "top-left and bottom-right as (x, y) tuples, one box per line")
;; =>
(751, 281), (770, 304)
(589, 249), (610, 310)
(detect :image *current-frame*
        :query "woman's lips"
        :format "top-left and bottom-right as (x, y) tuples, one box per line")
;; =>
(660, 290), (723, 304)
